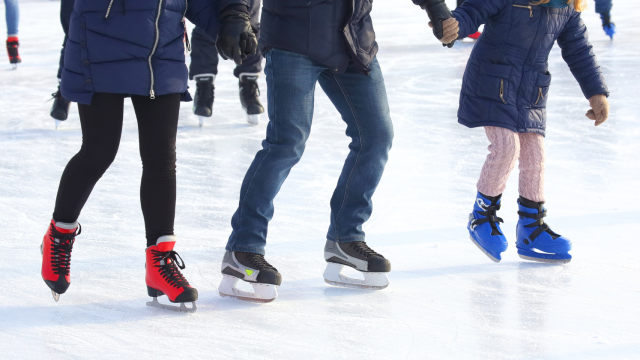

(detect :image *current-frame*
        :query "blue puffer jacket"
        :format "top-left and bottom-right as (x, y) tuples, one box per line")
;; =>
(453, 0), (609, 136)
(62, 0), (242, 105)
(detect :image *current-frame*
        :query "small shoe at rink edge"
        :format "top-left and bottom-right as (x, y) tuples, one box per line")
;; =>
(145, 236), (198, 313)
(516, 196), (572, 264)
(468, 192), (508, 262)
(323, 239), (391, 290)
(218, 251), (281, 303)
(41, 220), (80, 302)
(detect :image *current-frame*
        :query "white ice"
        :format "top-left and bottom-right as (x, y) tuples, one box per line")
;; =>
(1, 0), (639, 358)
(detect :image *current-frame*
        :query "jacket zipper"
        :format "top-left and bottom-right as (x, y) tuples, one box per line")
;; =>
(513, 4), (533, 17)
(148, 0), (164, 99)
(535, 87), (544, 105)
(105, 0), (115, 19)
(500, 79), (507, 104)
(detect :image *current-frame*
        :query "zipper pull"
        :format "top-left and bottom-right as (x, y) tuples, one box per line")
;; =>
(150, 90), (155, 99)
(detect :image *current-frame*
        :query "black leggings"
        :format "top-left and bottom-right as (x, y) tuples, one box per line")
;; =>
(53, 92), (181, 246)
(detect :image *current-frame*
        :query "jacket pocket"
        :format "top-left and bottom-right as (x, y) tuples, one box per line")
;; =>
(351, 0), (376, 53)
(533, 71), (551, 107)
(476, 62), (513, 104)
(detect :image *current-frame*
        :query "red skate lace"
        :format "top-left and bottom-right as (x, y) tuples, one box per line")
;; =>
(49, 224), (81, 276)
(151, 250), (190, 288)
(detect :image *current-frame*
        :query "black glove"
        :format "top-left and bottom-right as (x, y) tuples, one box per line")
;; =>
(421, 0), (456, 48)
(216, 10), (257, 65)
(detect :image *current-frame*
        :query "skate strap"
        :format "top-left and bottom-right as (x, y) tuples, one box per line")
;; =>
(49, 224), (81, 276)
(518, 210), (546, 220)
(472, 215), (504, 226)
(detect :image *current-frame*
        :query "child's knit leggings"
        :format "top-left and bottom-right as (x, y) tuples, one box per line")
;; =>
(477, 126), (545, 202)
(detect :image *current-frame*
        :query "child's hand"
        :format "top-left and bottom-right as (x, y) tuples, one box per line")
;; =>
(428, 18), (459, 45)
(586, 94), (609, 126)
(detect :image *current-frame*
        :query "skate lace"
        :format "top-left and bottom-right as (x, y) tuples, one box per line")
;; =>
(6, 40), (19, 58)
(240, 79), (260, 103)
(348, 242), (383, 260)
(245, 253), (277, 272)
(517, 210), (560, 241)
(49, 89), (62, 101)
(195, 82), (214, 108)
(151, 250), (191, 288)
(49, 224), (81, 277)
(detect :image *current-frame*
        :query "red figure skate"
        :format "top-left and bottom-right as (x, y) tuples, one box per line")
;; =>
(41, 220), (80, 302)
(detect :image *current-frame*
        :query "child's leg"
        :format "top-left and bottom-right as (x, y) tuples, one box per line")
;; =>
(517, 132), (545, 202)
(477, 126), (520, 197)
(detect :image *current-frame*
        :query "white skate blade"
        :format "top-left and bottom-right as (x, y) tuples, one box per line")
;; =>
(146, 297), (197, 313)
(55, 120), (62, 129)
(323, 263), (389, 290)
(518, 254), (571, 264)
(246, 114), (260, 125)
(218, 275), (277, 303)
(198, 116), (205, 127)
(51, 290), (60, 302)
(469, 235), (500, 263)
(11, 63), (17, 70)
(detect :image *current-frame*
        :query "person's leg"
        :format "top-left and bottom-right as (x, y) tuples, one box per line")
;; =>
(4, 0), (19, 37)
(316, 58), (393, 242)
(226, 49), (323, 255)
(189, 27), (219, 79)
(232, 0), (263, 78)
(52, 93), (125, 223)
(130, 94), (181, 247)
(595, 0), (613, 15)
(476, 126), (520, 197)
(517, 132), (545, 203)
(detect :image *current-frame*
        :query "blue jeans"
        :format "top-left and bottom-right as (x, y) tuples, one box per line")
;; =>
(4, 0), (19, 36)
(226, 49), (393, 255)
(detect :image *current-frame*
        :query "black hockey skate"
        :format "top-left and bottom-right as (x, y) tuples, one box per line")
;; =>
(323, 240), (391, 290)
(238, 73), (264, 125)
(193, 74), (215, 127)
(218, 251), (281, 303)
(50, 85), (72, 128)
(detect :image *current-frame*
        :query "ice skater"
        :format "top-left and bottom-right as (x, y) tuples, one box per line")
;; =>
(434, 0), (609, 263)
(4, 0), (20, 67)
(190, 0), (264, 127)
(40, 0), (257, 312)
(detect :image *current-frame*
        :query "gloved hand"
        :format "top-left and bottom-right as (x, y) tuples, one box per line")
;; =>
(585, 94), (609, 126)
(429, 18), (459, 45)
(421, 0), (457, 48)
(216, 9), (257, 65)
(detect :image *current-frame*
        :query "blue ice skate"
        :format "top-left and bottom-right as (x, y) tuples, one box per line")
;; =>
(600, 13), (616, 40)
(468, 192), (508, 263)
(516, 196), (572, 264)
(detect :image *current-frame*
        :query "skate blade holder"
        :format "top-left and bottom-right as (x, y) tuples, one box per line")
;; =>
(518, 248), (572, 264)
(198, 116), (205, 128)
(247, 114), (260, 125)
(218, 275), (277, 303)
(146, 297), (197, 313)
(323, 263), (389, 290)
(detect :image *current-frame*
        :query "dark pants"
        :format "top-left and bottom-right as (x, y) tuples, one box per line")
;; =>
(226, 49), (393, 255)
(57, 0), (74, 80)
(53, 93), (181, 246)
(189, 0), (262, 79)
(595, 0), (612, 14)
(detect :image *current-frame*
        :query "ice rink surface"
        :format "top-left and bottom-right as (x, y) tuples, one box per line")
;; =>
(1, 0), (638, 359)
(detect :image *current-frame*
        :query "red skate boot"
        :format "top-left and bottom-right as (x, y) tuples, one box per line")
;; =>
(6, 36), (21, 68)
(146, 235), (198, 313)
(40, 220), (80, 302)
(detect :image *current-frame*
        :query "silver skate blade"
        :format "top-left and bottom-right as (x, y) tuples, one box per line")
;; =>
(11, 64), (17, 70)
(146, 297), (197, 313)
(469, 235), (501, 263)
(198, 116), (205, 127)
(51, 290), (60, 302)
(518, 254), (571, 264)
(218, 275), (278, 303)
(55, 120), (62, 130)
(323, 263), (389, 290)
(247, 114), (260, 125)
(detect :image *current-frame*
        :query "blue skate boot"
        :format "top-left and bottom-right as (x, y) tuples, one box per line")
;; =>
(600, 13), (616, 40)
(468, 192), (508, 263)
(516, 196), (572, 264)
